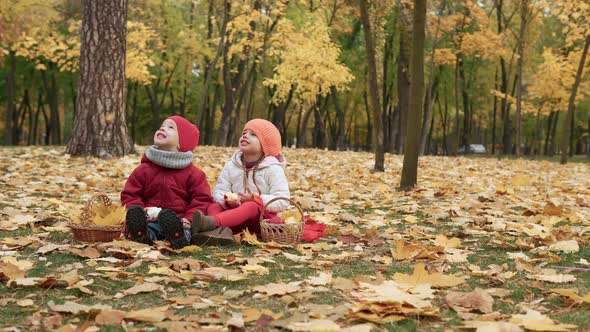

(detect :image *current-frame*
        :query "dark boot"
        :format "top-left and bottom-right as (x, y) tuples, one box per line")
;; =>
(191, 226), (235, 246)
(124, 205), (152, 245)
(158, 209), (189, 249)
(191, 210), (217, 235)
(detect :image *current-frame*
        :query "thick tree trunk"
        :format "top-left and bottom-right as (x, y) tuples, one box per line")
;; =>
(359, 0), (384, 171)
(400, 0), (425, 189)
(4, 51), (17, 145)
(561, 35), (590, 164)
(66, 0), (132, 157)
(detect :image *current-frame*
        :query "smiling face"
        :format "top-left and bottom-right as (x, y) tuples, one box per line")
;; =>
(239, 129), (263, 160)
(153, 119), (180, 152)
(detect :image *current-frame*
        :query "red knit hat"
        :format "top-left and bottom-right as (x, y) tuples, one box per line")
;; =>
(243, 119), (281, 157)
(168, 116), (199, 152)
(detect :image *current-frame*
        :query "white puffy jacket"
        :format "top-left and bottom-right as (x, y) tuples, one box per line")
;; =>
(212, 151), (290, 213)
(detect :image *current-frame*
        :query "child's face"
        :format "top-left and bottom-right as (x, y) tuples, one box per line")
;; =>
(239, 129), (263, 156)
(154, 119), (180, 152)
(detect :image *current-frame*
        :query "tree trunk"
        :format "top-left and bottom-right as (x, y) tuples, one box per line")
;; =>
(359, 0), (384, 171)
(561, 35), (589, 163)
(397, 4), (412, 154)
(331, 86), (346, 150)
(515, 0), (528, 156)
(400, 0), (426, 189)
(4, 51), (17, 145)
(458, 54), (470, 150)
(419, 0), (446, 154)
(66, 0), (132, 157)
(549, 111), (559, 156)
(544, 111), (554, 155)
(492, 69), (499, 154)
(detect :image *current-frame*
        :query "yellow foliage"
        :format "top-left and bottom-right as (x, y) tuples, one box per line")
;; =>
(433, 48), (456, 66)
(527, 48), (578, 114)
(263, 17), (353, 105)
(91, 205), (126, 226)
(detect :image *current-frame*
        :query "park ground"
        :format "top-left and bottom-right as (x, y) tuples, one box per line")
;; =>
(0, 146), (589, 331)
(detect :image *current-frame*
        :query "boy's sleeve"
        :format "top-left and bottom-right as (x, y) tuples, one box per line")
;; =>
(212, 162), (232, 209)
(183, 169), (213, 221)
(259, 166), (290, 213)
(121, 167), (145, 208)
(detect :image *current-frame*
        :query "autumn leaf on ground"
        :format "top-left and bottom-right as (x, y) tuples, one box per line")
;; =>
(446, 288), (494, 314)
(548, 240), (579, 253)
(0, 257), (34, 281)
(125, 306), (169, 323)
(394, 262), (466, 288)
(550, 289), (590, 305)
(528, 269), (576, 283)
(49, 301), (111, 315)
(122, 281), (164, 296)
(253, 282), (301, 296)
(510, 309), (577, 331)
(433, 234), (462, 248)
(390, 240), (444, 260)
(349, 281), (438, 323)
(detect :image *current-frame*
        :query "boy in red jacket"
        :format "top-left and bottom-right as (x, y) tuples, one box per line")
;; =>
(121, 116), (213, 249)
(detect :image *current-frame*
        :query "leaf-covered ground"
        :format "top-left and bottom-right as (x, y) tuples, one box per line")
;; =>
(1, 146), (589, 331)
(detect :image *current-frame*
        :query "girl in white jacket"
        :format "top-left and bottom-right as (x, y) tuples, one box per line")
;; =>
(191, 119), (290, 243)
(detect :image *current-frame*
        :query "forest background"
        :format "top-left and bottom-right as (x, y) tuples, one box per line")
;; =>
(1, 0), (589, 160)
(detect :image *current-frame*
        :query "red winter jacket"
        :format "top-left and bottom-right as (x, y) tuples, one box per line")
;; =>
(121, 155), (212, 221)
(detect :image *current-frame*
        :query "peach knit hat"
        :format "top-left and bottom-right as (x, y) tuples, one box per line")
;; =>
(243, 119), (282, 157)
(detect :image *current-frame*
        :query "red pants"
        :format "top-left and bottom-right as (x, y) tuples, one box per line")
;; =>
(207, 202), (269, 234)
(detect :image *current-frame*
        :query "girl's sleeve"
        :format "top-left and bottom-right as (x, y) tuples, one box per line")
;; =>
(120, 167), (145, 208)
(212, 162), (232, 209)
(259, 166), (290, 213)
(183, 169), (213, 221)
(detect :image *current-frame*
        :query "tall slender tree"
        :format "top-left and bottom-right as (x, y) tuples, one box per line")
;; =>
(66, 0), (133, 157)
(561, 35), (590, 164)
(359, 0), (384, 171)
(400, 0), (426, 189)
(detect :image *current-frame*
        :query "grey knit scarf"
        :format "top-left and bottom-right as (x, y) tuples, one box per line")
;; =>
(145, 145), (193, 169)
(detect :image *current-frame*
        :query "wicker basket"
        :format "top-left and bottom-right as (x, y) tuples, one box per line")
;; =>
(69, 195), (123, 243)
(260, 197), (304, 245)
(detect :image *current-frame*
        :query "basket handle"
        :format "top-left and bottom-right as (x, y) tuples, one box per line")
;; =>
(80, 194), (112, 224)
(259, 197), (304, 223)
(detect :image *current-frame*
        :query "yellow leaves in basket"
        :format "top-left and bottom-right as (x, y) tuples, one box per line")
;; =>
(74, 202), (125, 226)
(92, 205), (125, 226)
(280, 209), (302, 224)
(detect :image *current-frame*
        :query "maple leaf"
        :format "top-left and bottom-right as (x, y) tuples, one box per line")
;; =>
(510, 309), (577, 331)
(394, 262), (466, 288)
(390, 240), (444, 260)
(125, 306), (169, 323)
(446, 289), (494, 313)
(253, 282), (301, 296)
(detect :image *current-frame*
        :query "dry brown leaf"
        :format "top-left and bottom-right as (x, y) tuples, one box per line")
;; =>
(125, 306), (168, 323)
(49, 301), (111, 314)
(446, 288), (494, 313)
(253, 282), (301, 296)
(95, 310), (126, 325)
(122, 281), (164, 295)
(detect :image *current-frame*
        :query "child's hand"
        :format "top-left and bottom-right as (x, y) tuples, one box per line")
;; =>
(224, 193), (241, 209)
(239, 192), (254, 202)
(182, 218), (191, 228)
